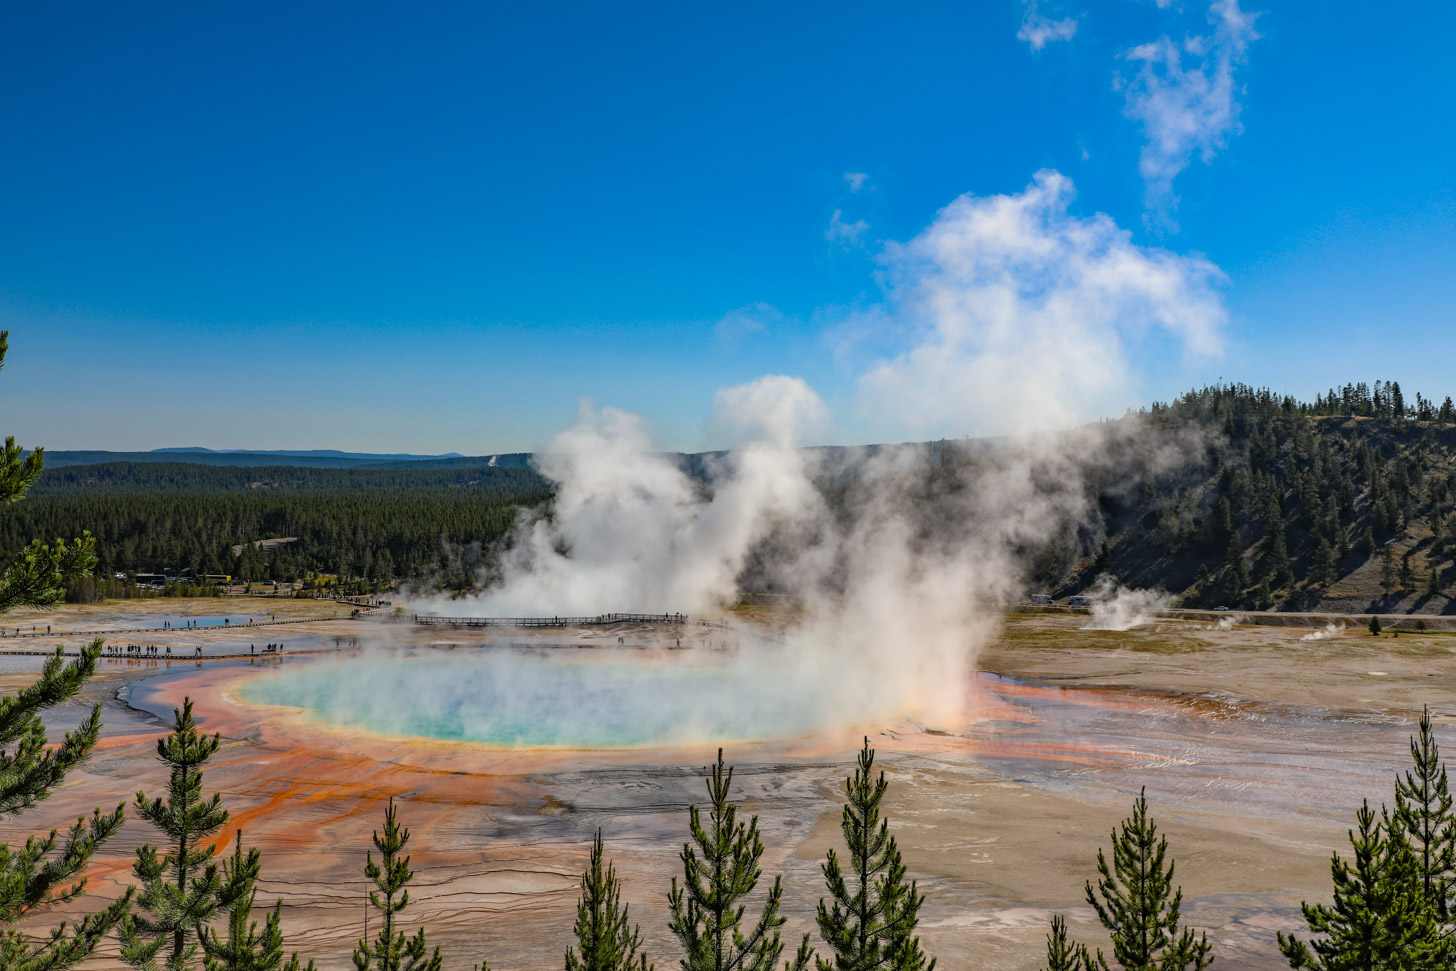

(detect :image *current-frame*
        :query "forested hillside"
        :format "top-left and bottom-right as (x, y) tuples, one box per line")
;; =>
(32, 461), (546, 495)
(0, 469), (551, 595)
(5, 380), (1455, 612)
(1073, 381), (1456, 613)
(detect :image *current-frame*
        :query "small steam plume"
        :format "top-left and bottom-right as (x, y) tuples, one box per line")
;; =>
(1299, 623), (1345, 642)
(1080, 577), (1172, 631)
(404, 171), (1227, 734)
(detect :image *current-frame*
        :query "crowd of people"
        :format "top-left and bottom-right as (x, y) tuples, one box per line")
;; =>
(106, 643), (205, 657)
(102, 642), (289, 658)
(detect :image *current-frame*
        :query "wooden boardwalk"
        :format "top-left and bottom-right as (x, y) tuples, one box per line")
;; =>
(0, 614), (361, 641)
(0, 645), (343, 660)
(406, 612), (710, 628)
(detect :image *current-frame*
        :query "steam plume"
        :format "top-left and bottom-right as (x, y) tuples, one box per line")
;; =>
(411, 171), (1227, 732)
(1081, 578), (1173, 631)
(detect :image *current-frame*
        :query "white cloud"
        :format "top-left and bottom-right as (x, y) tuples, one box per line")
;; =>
(1018, 3), (1078, 51)
(1120, 0), (1259, 228)
(844, 171), (870, 193)
(826, 208), (870, 247)
(714, 301), (784, 341)
(858, 169), (1226, 436)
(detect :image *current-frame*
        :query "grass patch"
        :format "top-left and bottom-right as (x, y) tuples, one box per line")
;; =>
(996, 626), (1210, 654)
(1377, 638), (1456, 659)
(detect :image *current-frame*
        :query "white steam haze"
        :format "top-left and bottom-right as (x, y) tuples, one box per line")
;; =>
(1300, 623), (1346, 642)
(467, 377), (828, 619)
(395, 171), (1229, 737)
(1080, 577), (1173, 631)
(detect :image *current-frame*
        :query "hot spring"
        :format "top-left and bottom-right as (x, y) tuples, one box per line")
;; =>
(241, 647), (898, 747)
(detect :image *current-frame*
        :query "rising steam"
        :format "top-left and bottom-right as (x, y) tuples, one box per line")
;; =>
(1080, 577), (1173, 631)
(395, 171), (1229, 735)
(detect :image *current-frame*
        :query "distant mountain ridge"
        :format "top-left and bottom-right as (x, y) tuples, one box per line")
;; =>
(151, 447), (467, 460)
(42, 449), (533, 471)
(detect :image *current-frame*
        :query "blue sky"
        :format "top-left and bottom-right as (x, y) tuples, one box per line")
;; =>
(1, 1), (1452, 453)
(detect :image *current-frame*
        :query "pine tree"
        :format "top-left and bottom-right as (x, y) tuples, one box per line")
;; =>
(199, 831), (317, 971)
(121, 697), (230, 971)
(1212, 500), (1235, 553)
(1255, 575), (1273, 611)
(816, 738), (933, 971)
(1380, 547), (1397, 595)
(668, 749), (813, 971)
(565, 830), (652, 971)
(1262, 495), (1284, 540)
(0, 330), (130, 970)
(352, 798), (442, 971)
(1369, 616), (1382, 637)
(0, 640), (132, 970)
(1268, 528), (1290, 579)
(1082, 789), (1212, 971)
(1277, 801), (1441, 969)
(0, 340), (99, 617)
(1393, 707), (1456, 927)
(1311, 540), (1335, 588)
(1223, 539), (1248, 597)
(1040, 915), (1085, 971)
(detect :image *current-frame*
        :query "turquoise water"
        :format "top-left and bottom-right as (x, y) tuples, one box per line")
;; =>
(241, 650), (844, 747)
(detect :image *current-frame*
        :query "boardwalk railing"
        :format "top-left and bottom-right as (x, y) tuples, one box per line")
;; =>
(314, 595), (392, 608)
(409, 612), (695, 628)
